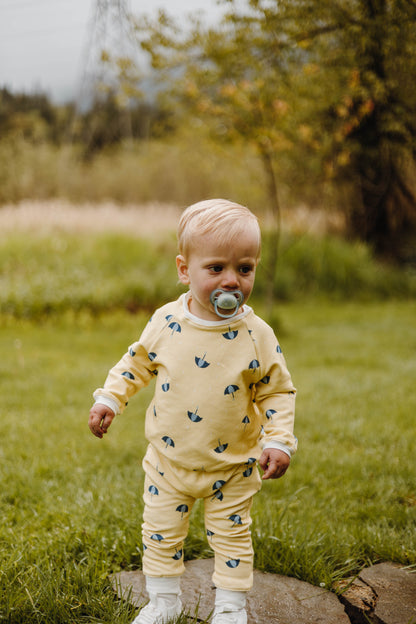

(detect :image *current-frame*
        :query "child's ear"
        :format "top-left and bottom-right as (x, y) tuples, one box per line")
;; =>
(176, 255), (190, 284)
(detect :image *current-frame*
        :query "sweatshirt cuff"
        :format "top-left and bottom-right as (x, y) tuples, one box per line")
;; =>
(262, 440), (292, 458)
(93, 395), (119, 416)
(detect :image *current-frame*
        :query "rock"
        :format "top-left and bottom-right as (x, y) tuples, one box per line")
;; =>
(112, 558), (351, 623)
(334, 562), (416, 624)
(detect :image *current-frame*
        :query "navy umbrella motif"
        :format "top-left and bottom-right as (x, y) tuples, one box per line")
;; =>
(224, 385), (239, 399)
(162, 379), (170, 392)
(206, 529), (215, 541)
(276, 345), (282, 353)
(187, 407), (202, 422)
(153, 405), (157, 418)
(222, 328), (238, 340)
(121, 370), (135, 380)
(214, 440), (228, 454)
(172, 548), (183, 560)
(128, 346), (136, 357)
(150, 533), (164, 541)
(265, 409), (277, 420)
(162, 436), (175, 448)
(211, 490), (224, 502)
(243, 466), (253, 477)
(148, 485), (159, 499)
(168, 321), (181, 335)
(176, 504), (189, 519)
(248, 359), (260, 372)
(212, 480), (226, 491)
(260, 375), (270, 385)
(195, 353), (210, 368)
(229, 514), (242, 527)
(226, 558), (240, 568)
(242, 415), (250, 430)
(148, 352), (157, 361)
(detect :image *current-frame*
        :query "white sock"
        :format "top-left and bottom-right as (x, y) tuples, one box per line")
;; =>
(145, 575), (182, 607)
(215, 587), (247, 611)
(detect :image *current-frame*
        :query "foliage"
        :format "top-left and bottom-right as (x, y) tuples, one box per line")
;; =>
(135, 0), (416, 263)
(1, 229), (415, 321)
(0, 301), (415, 621)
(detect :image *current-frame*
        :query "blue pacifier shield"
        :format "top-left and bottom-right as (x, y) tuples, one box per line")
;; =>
(210, 289), (244, 319)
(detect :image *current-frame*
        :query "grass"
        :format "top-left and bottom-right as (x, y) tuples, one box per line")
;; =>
(1, 226), (416, 320)
(1, 300), (415, 622)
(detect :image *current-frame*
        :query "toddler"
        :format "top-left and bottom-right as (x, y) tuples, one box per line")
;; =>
(89, 199), (297, 624)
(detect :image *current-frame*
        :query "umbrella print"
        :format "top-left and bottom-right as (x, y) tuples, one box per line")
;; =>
(176, 504), (189, 519)
(162, 379), (170, 392)
(128, 347), (136, 357)
(148, 352), (157, 361)
(214, 440), (228, 454)
(248, 359), (260, 372)
(150, 533), (164, 541)
(243, 466), (253, 477)
(148, 485), (159, 498)
(187, 407), (202, 422)
(246, 457), (256, 465)
(165, 314), (173, 322)
(224, 385), (239, 399)
(162, 436), (175, 448)
(226, 558), (240, 569)
(121, 371), (135, 380)
(266, 409), (277, 420)
(260, 375), (270, 385)
(195, 353), (210, 368)
(229, 514), (242, 527)
(276, 345), (282, 353)
(211, 490), (224, 502)
(207, 529), (215, 541)
(153, 405), (157, 418)
(242, 415), (250, 429)
(212, 480), (226, 491)
(222, 328), (238, 340)
(172, 548), (183, 560)
(168, 321), (182, 335)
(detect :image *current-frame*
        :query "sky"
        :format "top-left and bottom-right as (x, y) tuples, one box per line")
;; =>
(0, 0), (224, 104)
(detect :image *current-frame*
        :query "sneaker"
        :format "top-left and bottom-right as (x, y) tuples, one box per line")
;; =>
(131, 598), (182, 624)
(211, 607), (247, 624)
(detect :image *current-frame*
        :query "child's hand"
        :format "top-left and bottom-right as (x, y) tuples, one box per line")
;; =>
(88, 404), (115, 439)
(259, 448), (290, 480)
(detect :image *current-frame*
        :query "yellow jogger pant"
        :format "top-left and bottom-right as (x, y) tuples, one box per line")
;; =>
(141, 444), (262, 591)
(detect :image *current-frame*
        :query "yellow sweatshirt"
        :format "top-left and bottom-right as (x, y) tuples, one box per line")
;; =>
(94, 293), (297, 472)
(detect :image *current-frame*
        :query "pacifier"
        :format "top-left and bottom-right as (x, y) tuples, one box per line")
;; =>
(210, 288), (244, 319)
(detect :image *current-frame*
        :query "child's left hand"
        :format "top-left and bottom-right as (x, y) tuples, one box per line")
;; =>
(259, 448), (290, 480)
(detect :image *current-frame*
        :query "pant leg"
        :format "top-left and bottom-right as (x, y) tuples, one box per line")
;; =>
(204, 463), (262, 591)
(142, 446), (195, 577)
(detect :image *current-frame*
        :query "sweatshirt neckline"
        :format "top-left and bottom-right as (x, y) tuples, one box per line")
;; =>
(181, 292), (252, 327)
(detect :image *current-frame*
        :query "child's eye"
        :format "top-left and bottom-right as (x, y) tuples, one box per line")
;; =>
(210, 265), (223, 273)
(240, 265), (254, 274)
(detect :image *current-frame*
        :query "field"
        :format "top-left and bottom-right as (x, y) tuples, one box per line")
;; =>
(0, 203), (415, 623)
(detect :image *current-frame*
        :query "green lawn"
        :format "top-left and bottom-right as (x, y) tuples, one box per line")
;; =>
(1, 300), (415, 622)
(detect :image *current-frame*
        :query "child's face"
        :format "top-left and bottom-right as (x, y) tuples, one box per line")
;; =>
(176, 227), (259, 321)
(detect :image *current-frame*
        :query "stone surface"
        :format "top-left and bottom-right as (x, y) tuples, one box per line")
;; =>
(112, 558), (351, 623)
(334, 562), (416, 624)
(359, 563), (416, 624)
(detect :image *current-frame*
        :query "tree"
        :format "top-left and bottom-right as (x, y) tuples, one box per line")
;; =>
(246, 0), (416, 262)
(135, 0), (416, 264)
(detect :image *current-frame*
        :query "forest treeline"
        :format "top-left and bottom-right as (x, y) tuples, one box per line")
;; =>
(1, 0), (416, 265)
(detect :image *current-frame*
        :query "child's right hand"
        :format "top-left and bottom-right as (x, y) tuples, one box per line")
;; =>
(88, 404), (115, 439)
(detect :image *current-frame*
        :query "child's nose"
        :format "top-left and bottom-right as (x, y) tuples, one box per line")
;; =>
(221, 269), (239, 288)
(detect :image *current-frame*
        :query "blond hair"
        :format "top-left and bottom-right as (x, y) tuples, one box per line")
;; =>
(177, 199), (261, 258)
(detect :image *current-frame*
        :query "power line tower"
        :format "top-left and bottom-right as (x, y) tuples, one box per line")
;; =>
(70, 0), (141, 154)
